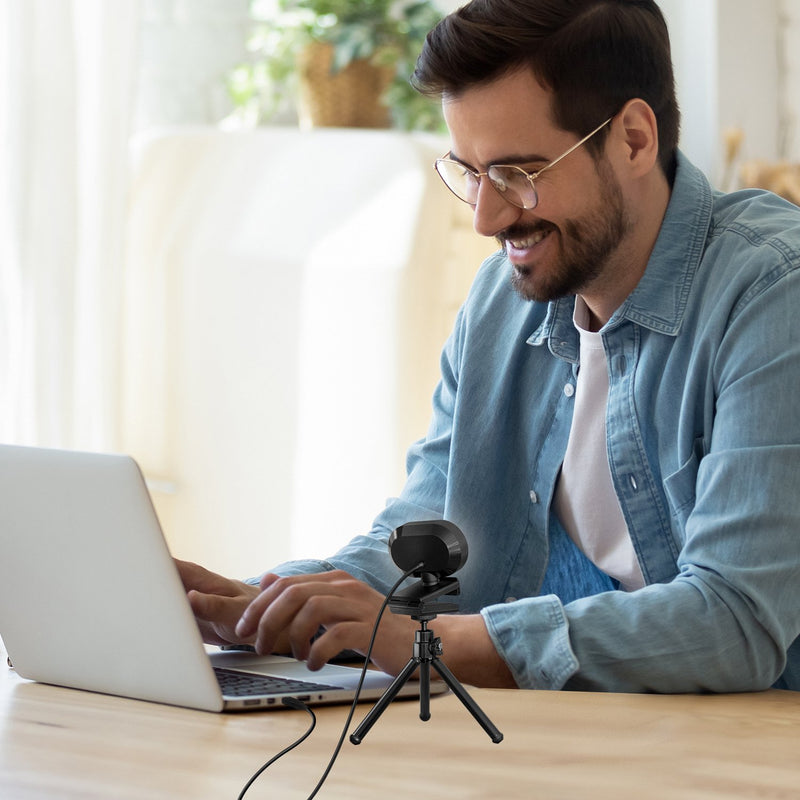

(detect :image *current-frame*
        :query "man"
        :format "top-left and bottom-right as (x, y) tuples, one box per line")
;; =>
(179, 0), (800, 692)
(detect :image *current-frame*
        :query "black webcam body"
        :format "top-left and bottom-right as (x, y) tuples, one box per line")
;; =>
(388, 519), (468, 578)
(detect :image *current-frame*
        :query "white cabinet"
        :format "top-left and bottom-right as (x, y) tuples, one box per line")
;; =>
(122, 127), (495, 576)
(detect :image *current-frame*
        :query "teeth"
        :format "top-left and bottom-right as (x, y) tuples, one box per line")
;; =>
(509, 230), (549, 249)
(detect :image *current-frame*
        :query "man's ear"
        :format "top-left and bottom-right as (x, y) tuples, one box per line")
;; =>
(611, 98), (660, 177)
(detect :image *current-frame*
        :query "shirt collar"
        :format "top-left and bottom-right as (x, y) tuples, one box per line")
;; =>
(611, 151), (713, 335)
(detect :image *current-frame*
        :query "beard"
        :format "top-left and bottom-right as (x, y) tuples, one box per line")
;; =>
(502, 161), (631, 303)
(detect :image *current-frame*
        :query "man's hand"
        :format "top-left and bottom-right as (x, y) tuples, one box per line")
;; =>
(175, 559), (261, 647)
(235, 570), (419, 675)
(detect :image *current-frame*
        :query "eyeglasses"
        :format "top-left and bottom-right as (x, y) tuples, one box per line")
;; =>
(434, 117), (613, 211)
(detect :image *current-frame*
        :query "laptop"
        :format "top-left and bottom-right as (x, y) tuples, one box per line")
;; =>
(0, 444), (443, 712)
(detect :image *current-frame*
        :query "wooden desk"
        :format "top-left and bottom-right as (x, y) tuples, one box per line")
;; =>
(2, 640), (799, 799)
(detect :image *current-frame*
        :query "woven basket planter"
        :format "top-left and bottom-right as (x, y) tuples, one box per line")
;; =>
(296, 41), (394, 129)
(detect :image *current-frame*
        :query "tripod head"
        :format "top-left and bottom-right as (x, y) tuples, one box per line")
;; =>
(388, 572), (461, 619)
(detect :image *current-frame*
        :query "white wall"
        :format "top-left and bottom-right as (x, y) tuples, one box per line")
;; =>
(658, 0), (719, 178)
(135, 0), (250, 130)
(783, 0), (800, 159)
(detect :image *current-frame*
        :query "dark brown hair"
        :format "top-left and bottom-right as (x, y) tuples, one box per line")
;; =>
(413, 0), (680, 180)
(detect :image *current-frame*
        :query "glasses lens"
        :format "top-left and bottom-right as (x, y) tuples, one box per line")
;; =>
(435, 159), (479, 205)
(487, 165), (538, 209)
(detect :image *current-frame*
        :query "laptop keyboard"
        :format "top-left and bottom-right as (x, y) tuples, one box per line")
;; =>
(214, 667), (344, 697)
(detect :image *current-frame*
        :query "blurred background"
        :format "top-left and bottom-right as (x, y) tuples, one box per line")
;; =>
(1, 0), (798, 578)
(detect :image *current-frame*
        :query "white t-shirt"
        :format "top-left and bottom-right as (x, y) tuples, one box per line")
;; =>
(553, 298), (645, 592)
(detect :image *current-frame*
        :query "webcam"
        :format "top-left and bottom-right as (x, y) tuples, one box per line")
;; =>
(350, 519), (502, 746)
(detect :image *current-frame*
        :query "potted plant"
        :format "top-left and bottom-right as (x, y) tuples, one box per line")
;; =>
(226, 0), (444, 131)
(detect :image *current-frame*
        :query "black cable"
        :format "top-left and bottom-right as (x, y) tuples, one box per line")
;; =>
(234, 562), (422, 800)
(237, 696), (316, 800)
(304, 561), (423, 799)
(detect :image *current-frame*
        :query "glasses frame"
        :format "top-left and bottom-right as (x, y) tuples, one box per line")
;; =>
(434, 116), (613, 210)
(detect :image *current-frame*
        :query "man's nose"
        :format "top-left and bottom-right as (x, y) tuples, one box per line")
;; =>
(471, 178), (524, 238)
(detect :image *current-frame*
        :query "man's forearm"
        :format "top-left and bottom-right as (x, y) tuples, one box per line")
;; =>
(435, 613), (517, 688)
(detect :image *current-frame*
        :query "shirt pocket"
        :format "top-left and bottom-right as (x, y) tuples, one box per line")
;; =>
(663, 439), (705, 541)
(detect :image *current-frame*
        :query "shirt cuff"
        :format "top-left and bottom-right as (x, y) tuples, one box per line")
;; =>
(481, 594), (579, 689)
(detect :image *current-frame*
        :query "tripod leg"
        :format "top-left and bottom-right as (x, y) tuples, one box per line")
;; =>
(349, 657), (419, 745)
(419, 659), (431, 722)
(431, 659), (504, 743)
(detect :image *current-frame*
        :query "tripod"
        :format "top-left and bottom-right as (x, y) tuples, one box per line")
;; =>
(349, 575), (503, 745)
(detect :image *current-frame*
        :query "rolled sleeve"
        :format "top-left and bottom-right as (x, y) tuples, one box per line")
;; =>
(481, 594), (579, 690)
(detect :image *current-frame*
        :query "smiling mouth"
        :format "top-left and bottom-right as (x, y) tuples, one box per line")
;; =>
(503, 226), (554, 251)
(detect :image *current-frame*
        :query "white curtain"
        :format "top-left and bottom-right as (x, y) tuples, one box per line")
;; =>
(0, 0), (140, 449)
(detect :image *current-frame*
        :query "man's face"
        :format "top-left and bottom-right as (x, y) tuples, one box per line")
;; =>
(443, 69), (632, 304)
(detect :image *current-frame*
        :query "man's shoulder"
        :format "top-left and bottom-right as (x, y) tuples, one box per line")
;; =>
(687, 189), (800, 330)
(709, 188), (800, 260)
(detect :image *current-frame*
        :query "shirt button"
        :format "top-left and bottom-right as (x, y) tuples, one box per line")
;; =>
(563, 383), (575, 398)
(505, 597), (517, 603)
(529, 490), (539, 504)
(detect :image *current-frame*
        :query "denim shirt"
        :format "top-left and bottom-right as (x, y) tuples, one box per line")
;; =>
(272, 153), (800, 693)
